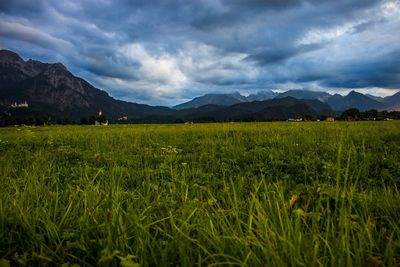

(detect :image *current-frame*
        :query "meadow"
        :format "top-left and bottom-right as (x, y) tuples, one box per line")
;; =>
(0, 121), (399, 266)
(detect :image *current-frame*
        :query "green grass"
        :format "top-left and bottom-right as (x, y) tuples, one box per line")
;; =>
(0, 121), (399, 266)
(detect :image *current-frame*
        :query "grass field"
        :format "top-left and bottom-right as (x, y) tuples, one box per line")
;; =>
(0, 121), (399, 266)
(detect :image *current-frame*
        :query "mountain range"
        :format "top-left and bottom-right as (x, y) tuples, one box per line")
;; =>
(176, 97), (333, 122)
(174, 89), (399, 112)
(173, 90), (281, 110)
(0, 49), (399, 123)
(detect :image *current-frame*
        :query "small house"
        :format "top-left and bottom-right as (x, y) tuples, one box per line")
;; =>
(326, 117), (334, 122)
(118, 116), (128, 121)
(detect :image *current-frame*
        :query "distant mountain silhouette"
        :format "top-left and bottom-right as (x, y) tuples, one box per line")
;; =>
(176, 89), (398, 112)
(174, 90), (279, 109)
(174, 92), (247, 109)
(325, 91), (385, 111)
(274, 90), (331, 102)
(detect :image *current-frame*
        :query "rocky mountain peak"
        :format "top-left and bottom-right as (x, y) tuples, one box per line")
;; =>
(0, 49), (23, 63)
(42, 63), (69, 77)
(39, 63), (85, 94)
(348, 90), (360, 96)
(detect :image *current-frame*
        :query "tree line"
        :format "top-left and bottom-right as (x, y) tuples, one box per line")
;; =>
(0, 114), (108, 127)
(338, 109), (400, 121)
(1, 109), (400, 126)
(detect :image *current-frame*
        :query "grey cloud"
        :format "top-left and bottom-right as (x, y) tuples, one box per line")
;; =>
(74, 56), (140, 80)
(350, 18), (388, 34)
(0, 0), (398, 104)
(0, 19), (73, 52)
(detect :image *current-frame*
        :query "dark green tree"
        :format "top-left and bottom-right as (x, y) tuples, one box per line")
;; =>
(97, 114), (107, 124)
(80, 117), (88, 125)
(88, 116), (96, 125)
(341, 108), (360, 120)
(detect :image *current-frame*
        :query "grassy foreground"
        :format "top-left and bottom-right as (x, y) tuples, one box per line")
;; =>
(0, 122), (399, 266)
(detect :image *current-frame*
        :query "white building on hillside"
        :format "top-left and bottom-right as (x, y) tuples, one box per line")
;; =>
(11, 100), (29, 108)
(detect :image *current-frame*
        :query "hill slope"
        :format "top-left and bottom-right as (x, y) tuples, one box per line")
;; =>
(383, 91), (400, 111)
(0, 49), (174, 120)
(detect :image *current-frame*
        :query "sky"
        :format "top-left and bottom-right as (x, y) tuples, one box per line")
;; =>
(0, 0), (400, 106)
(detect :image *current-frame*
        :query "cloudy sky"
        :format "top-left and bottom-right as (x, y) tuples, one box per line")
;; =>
(1, 0), (399, 105)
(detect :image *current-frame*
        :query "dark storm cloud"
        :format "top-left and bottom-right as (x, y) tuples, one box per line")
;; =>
(0, 0), (399, 105)
(243, 44), (324, 66)
(321, 50), (400, 89)
(0, 0), (46, 14)
(223, 0), (300, 9)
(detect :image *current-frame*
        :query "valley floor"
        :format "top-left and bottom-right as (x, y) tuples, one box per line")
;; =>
(0, 122), (399, 266)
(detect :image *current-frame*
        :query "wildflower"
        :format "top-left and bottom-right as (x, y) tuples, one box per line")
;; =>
(106, 209), (112, 222)
(367, 256), (382, 267)
(95, 153), (101, 163)
(208, 198), (217, 206)
(289, 194), (299, 210)
(293, 208), (307, 217)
